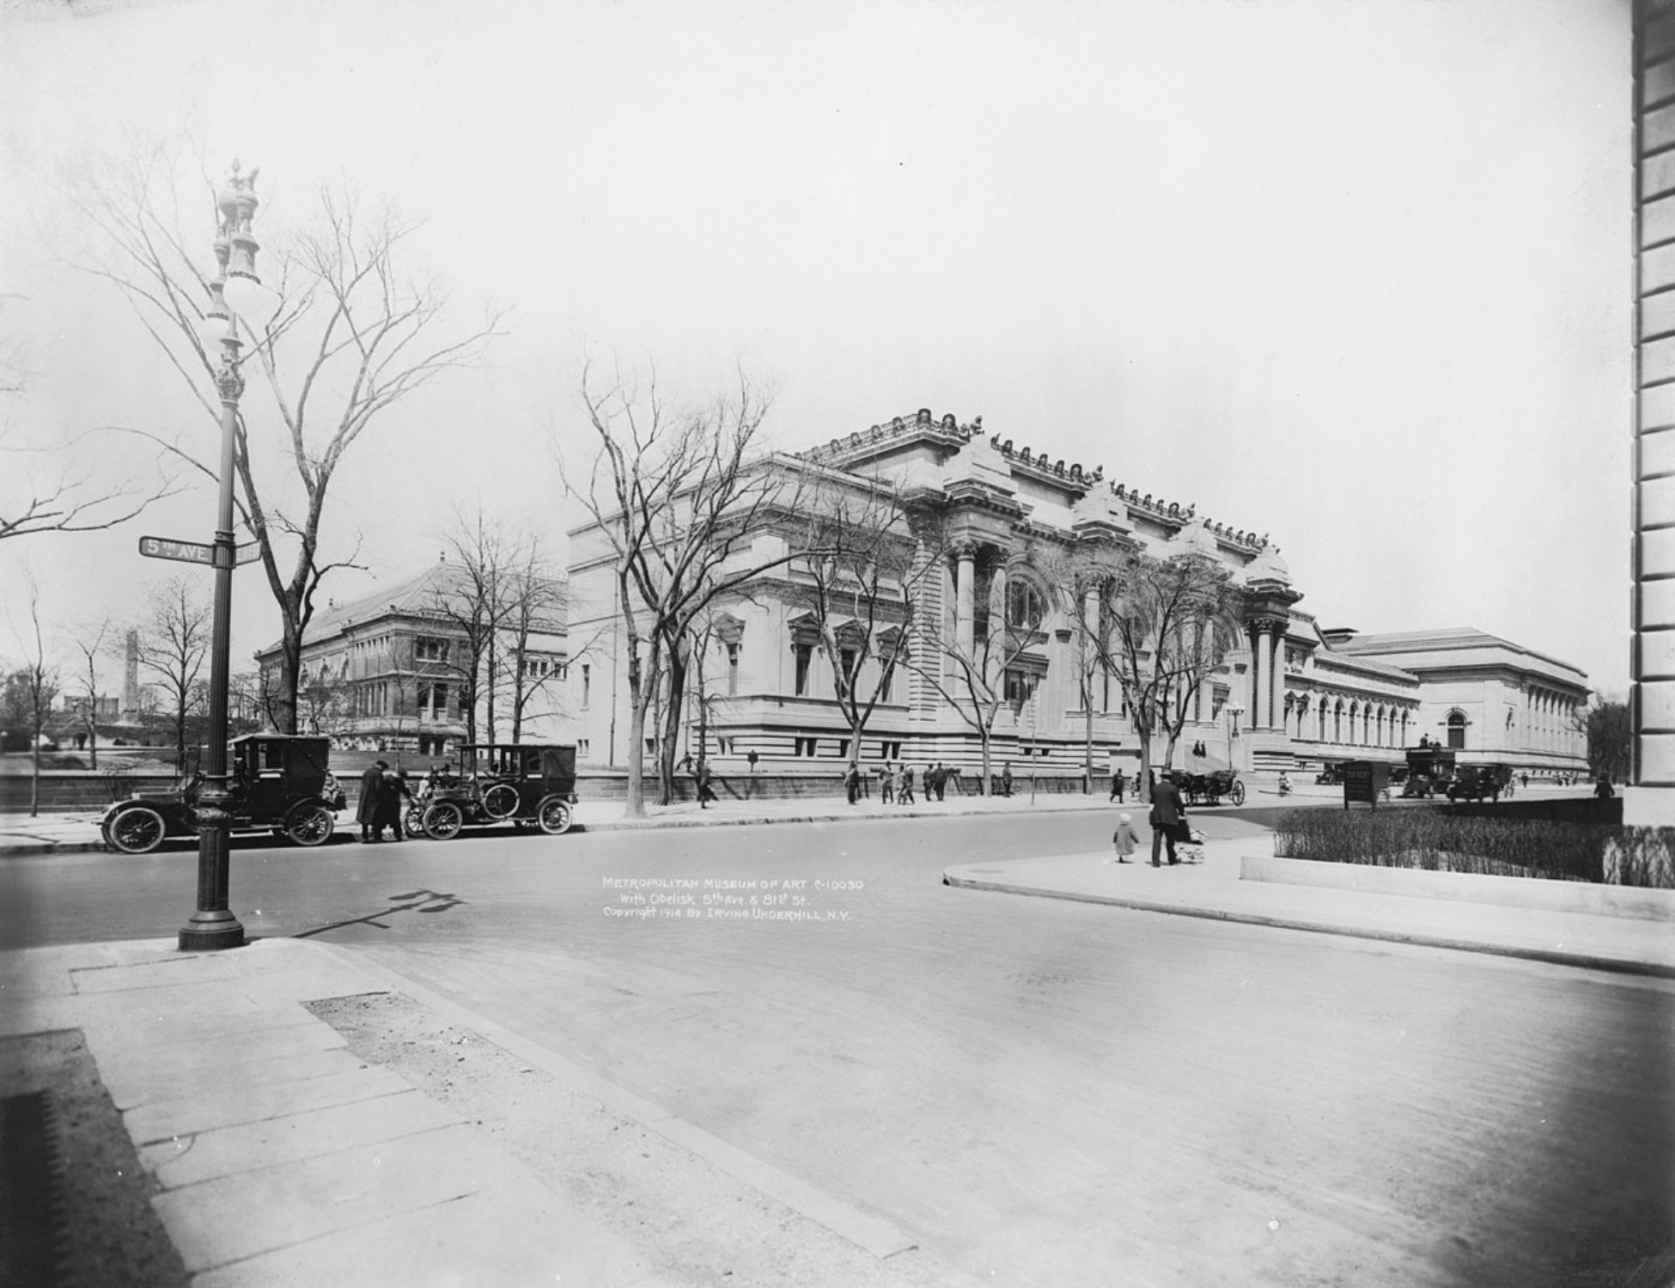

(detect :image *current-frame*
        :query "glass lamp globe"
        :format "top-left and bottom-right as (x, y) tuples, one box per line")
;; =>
(223, 272), (278, 326)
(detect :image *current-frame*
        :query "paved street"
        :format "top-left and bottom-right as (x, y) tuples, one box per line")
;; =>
(3, 809), (1670, 1286)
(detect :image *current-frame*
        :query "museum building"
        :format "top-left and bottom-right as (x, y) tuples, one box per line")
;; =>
(563, 409), (1591, 780)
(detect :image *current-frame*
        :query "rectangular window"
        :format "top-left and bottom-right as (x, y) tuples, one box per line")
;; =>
(415, 638), (449, 663)
(880, 660), (894, 703)
(793, 643), (812, 696)
(727, 643), (740, 696)
(839, 649), (857, 686)
(836, 739), (850, 759)
(577, 738), (590, 758)
(582, 664), (591, 708)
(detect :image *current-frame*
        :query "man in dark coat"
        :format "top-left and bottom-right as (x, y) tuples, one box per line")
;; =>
(357, 759), (388, 842)
(1149, 771), (1186, 867)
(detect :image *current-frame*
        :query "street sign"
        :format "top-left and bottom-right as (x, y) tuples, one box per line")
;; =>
(1341, 760), (1388, 810)
(139, 535), (215, 566)
(138, 536), (262, 569)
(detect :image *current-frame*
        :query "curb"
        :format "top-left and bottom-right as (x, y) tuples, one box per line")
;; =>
(941, 871), (1675, 981)
(0, 801), (1120, 858)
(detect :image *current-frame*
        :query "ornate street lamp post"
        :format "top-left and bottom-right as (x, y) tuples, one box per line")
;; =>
(179, 162), (267, 952)
(1226, 701), (1245, 773)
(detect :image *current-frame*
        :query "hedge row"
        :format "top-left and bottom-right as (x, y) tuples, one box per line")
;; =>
(1272, 809), (1675, 889)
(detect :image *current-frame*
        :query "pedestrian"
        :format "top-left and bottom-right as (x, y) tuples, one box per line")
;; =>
(1001, 761), (1013, 797)
(1149, 771), (1187, 867)
(927, 762), (944, 801)
(375, 767), (413, 841)
(1521, 772), (1529, 790)
(1110, 812), (1138, 864)
(880, 761), (896, 805)
(898, 763), (916, 804)
(357, 759), (388, 842)
(1109, 768), (1125, 804)
(844, 764), (861, 805)
(696, 760), (717, 808)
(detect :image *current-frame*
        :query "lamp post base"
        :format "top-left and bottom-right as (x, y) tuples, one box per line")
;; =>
(179, 910), (246, 952)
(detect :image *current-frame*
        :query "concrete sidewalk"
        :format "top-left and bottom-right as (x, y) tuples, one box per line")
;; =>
(0, 789), (1128, 858)
(943, 839), (1675, 979)
(1, 936), (684, 1287)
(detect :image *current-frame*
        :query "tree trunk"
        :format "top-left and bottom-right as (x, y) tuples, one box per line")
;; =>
(658, 644), (689, 806)
(276, 628), (302, 735)
(29, 737), (40, 818)
(624, 686), (648, 817)
(87, 717), (98, 771)
(977, 725), (992, 796)
(1083, 688), (1094, 795)
(486, 633), (498, 744)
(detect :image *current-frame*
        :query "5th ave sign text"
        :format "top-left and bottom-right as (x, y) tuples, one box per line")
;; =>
(138, 535), (260, 569)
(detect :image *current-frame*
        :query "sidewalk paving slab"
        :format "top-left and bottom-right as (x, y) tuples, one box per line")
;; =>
(943, 841), (1675, 979)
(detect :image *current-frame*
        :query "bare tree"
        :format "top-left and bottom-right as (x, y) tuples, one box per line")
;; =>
(7, 579), (61, 816)
(788, 475), (940, 775)
(69, 150), (503, 732)
(911, 542), (1047, 794)
(134, 576), (210, 770)
(68, 617), (115, 767)
(1085, 548), (1245, 791)
(499, 541), (568, 744)
(563, 363), (813, 815)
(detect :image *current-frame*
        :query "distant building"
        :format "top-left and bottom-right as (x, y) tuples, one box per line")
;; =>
(255, 559), (568, 757)
(1331, 628), (1589, 770)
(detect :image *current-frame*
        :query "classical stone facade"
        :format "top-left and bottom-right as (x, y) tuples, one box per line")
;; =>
(565, 408), (1590, 780)
(255, 560), (567, 756)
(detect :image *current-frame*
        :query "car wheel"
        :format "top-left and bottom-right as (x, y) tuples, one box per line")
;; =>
(108, 805), (167, 854)
(536, 795), (573, 836)
(481, 782), (520, 820)
(404, 806), (426, 837)
(423, 801), (464, 841)
(1230, 782), (1246, 805)
(284, 803), (335, 847)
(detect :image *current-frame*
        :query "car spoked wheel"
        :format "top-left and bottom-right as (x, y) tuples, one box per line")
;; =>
(108, 806), (166, 855)
(423, 800), (464, 841)
(481, 782), (519, 821)
(404, 806), (426, 838)
(284, 803), (336, 847)
(1230, 781), (1246, 806)
(536, 795), (572, 836)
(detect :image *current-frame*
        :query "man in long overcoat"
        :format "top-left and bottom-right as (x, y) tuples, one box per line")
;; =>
(357, 759), (388, 842)
(1149, 771), (1186, 867)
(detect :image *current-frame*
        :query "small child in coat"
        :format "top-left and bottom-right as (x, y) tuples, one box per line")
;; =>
(1111, 812), (1138, 864)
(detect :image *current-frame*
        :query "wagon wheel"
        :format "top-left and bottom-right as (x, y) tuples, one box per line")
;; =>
(423, 800), (465, 841)
(1230, 781), (1246, 805)
(107, 804), (167, 855)
(481, 782), (520, 821)
(284, 802), (336, 848)
(536, 794), (573, 836)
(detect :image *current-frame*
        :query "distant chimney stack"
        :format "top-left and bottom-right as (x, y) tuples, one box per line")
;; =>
(122, 629), (140, 719)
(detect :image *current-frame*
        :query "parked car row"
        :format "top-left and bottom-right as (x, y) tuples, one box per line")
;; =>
(99, 735), (578, 854)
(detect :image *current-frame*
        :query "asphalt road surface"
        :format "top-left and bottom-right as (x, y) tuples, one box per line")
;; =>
(3, 808), (1670, 1286)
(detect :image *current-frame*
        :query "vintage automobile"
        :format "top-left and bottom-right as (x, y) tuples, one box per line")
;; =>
(101, 735), (347, 855)
(1400, 745), (1457, 799)
(1315, 763), (1343, 786)
(1172, 768), (1245, 806)
(413, 743), (579, 840)
(1447, 763), (1512, 803)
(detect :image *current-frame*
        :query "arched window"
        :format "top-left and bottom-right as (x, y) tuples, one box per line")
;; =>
(1447, 710), (1467, 750)
(1006, 576), (1047, 630)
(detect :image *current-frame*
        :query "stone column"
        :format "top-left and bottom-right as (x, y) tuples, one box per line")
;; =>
(1253, 624), (1271, 730)
(1269, 629), (1285, 734)
(955, 545), (975, 659)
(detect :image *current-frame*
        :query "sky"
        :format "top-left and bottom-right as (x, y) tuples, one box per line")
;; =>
(0, 0), (1634, 699)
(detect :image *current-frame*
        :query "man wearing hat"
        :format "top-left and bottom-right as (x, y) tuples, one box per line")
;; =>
(357, 759), (388, 842)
